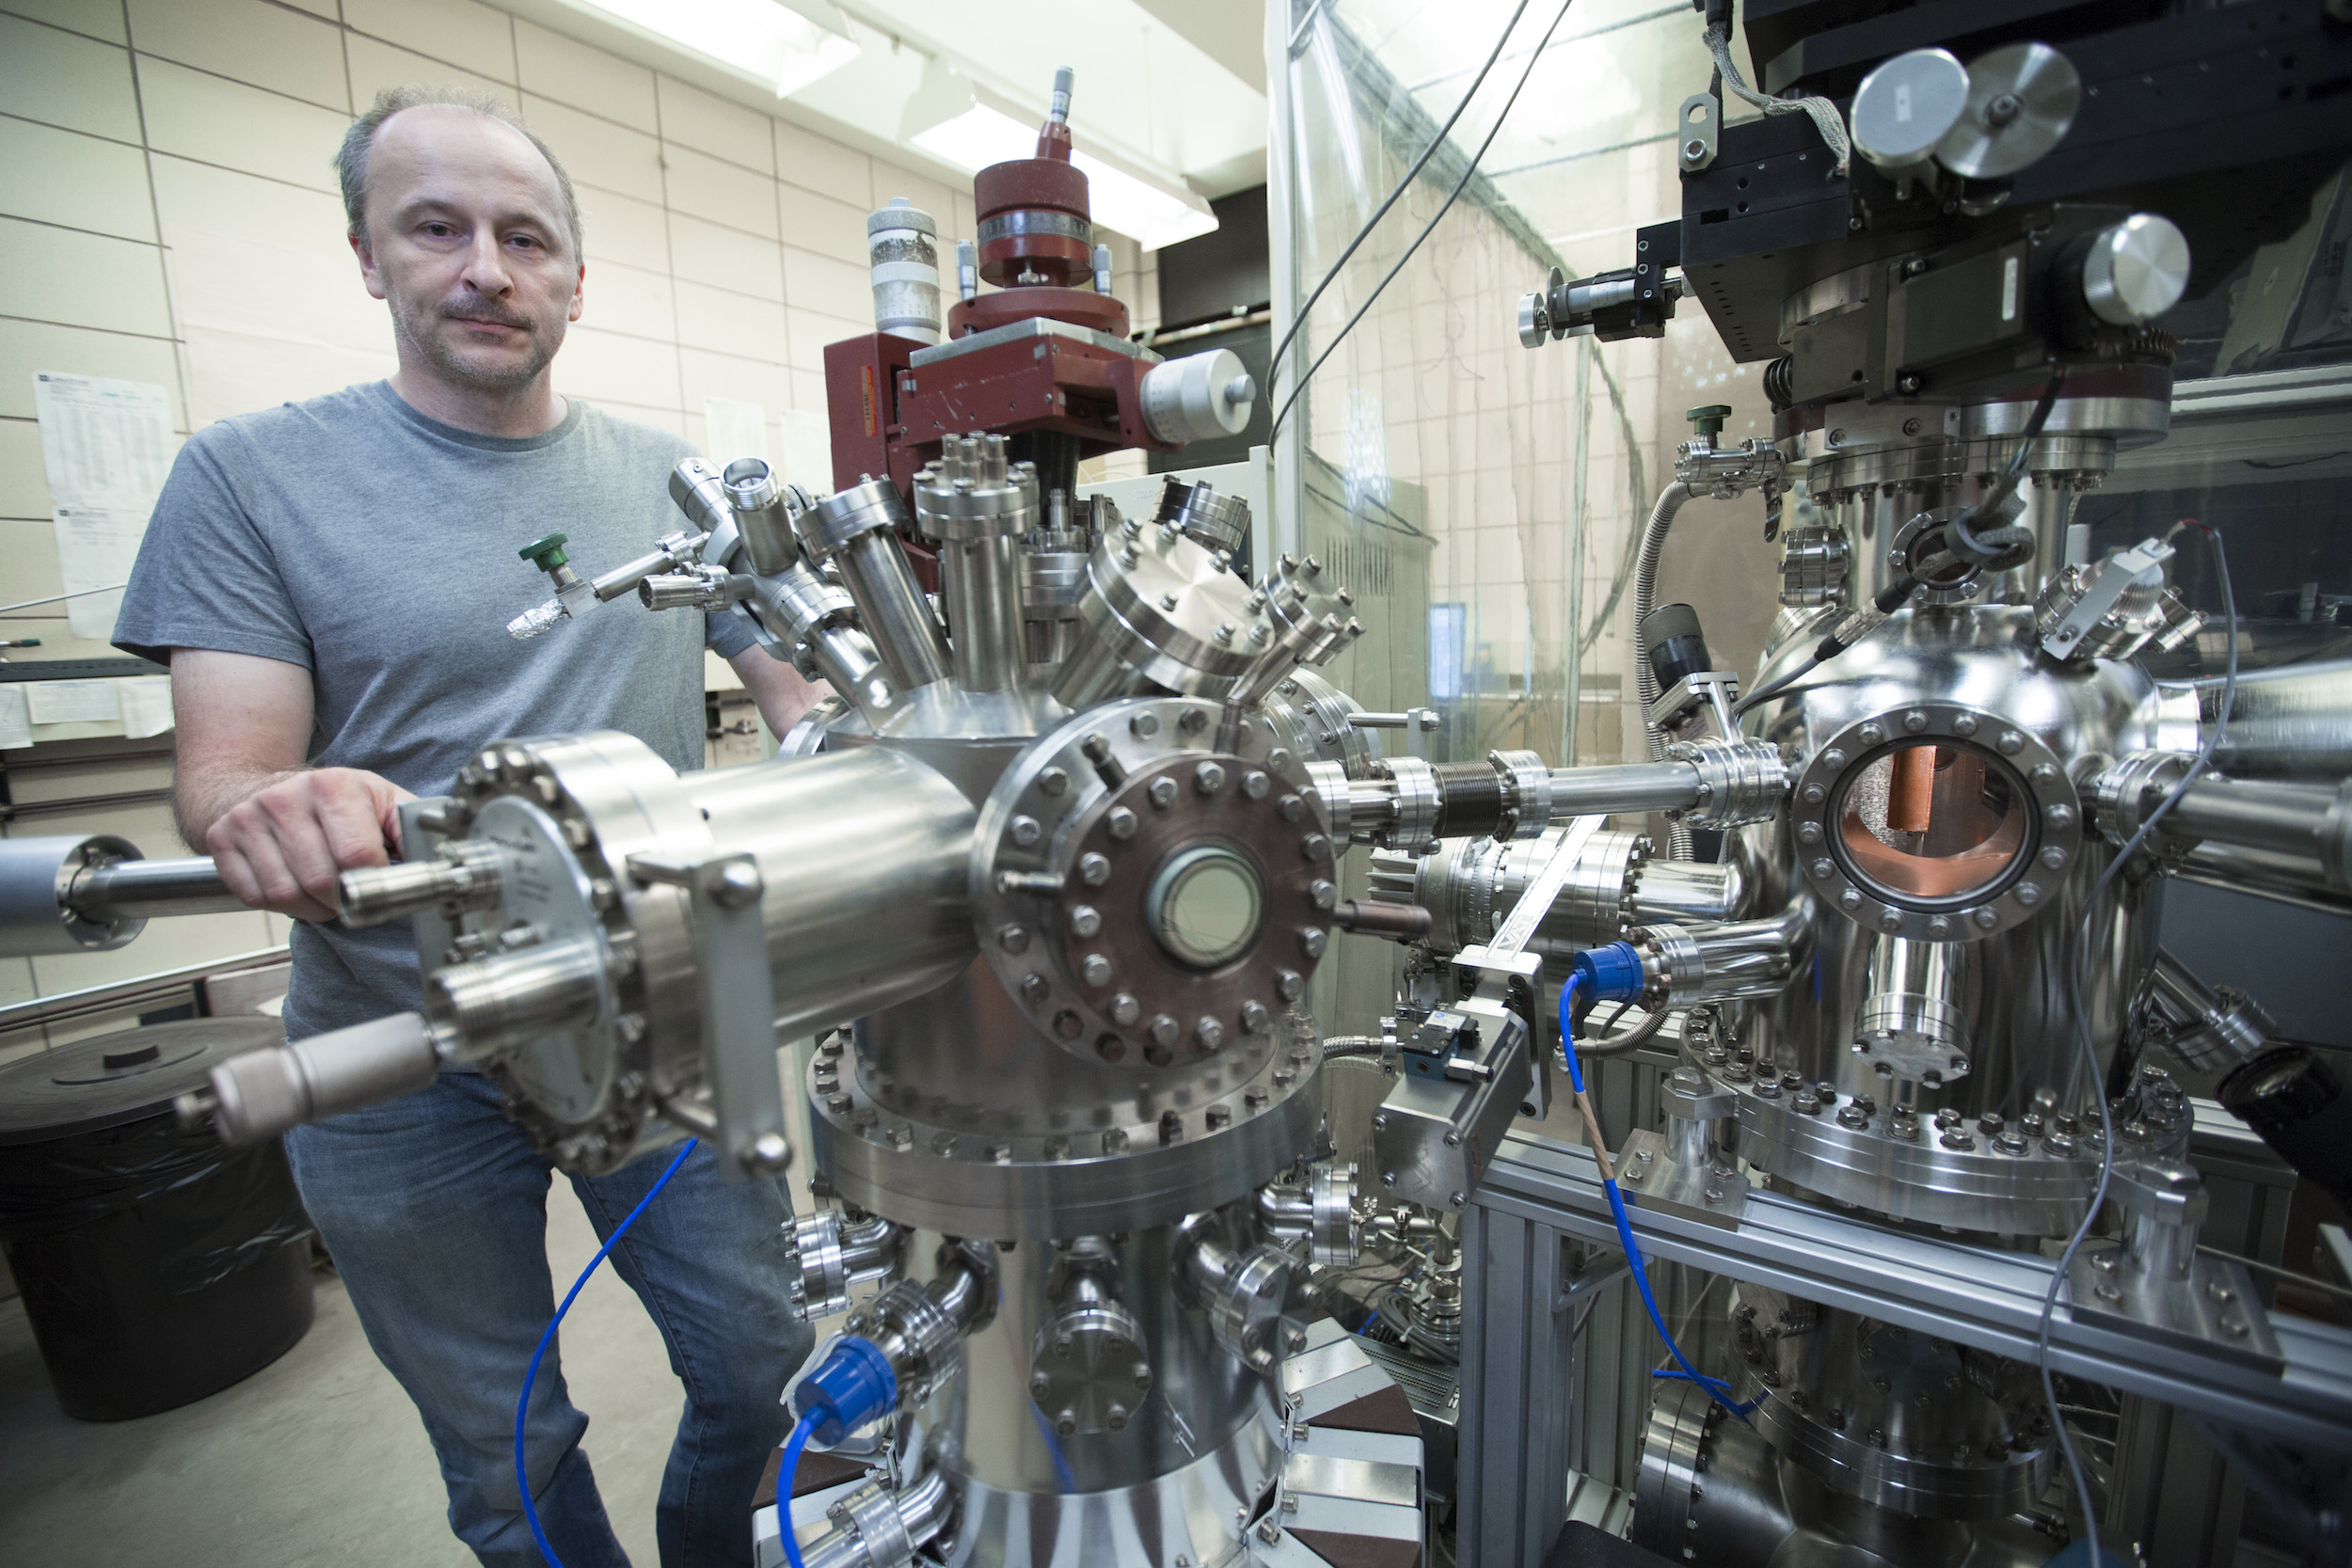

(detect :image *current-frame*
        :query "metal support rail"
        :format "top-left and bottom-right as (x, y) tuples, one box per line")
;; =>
(1475, 1129), (2352, 1450)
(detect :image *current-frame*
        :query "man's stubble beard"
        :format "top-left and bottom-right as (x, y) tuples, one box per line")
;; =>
(388, 281), (564, 393)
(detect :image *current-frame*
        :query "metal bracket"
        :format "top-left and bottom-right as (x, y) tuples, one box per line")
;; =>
(625, 851), (787, 1180)
(1616, 1127), (1747, 1229)
(1677, 91), (1720, 171)
(1644, 670), (1741, 738)
(2066, 1243), (2283, 1374)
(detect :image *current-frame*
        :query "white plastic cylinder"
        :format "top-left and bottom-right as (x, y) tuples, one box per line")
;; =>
(1139, 348), (1255, 444)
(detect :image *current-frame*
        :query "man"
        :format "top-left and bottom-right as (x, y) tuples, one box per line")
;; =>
(114, 87), (818, 1568)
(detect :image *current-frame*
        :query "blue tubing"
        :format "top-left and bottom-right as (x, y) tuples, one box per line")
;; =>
(516, 1136), (701, 1568)
(776, 1414), (816, 1568)
(1557, 976), (1756, 1419)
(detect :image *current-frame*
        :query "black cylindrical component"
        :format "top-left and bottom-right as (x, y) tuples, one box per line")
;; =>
(0, 1018), (313, 1420)
(1010, 430), (1080, 506)
(1641, 602), (1711, 693)
(1431, 762), (1506, 840)
(2219, 1046), (2352, 1214)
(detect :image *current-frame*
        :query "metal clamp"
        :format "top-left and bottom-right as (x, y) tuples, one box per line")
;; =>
(625, 851), (787, 1179)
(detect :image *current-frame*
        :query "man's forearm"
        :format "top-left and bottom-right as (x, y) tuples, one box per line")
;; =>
(176, 760), (305, 853)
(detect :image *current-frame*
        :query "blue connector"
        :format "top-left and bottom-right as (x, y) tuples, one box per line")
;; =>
(1570, 941), (1645, 1004)
(791, 1336), (898, 1446)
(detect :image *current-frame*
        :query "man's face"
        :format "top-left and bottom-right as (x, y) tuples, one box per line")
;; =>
(353, 106), (583, 392)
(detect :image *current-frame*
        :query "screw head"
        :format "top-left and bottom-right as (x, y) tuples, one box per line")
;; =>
(1277, 968), (1305, 1001)
(1080, 954), (1113, 987)
(1310, 879), (1337, 910)
(1130, 712), (1160, 738)
(1950, 715), (1978, 737)
(1110, 992), (1141, 1024)
(1011, 815), (1042, 847)
(997, 924), (1030, 954)
(1148, 778), (1178, 809)
(1079, 852), (1112, 886)
(1300, 833), (1331, 862)
(1277, 793), (1307, 822)
(1195, 762), (1226, 796)
(1039, 766), (1070, 797)
(1242, 769), (1271, 800)
(1240, 999), (1270, 1033)
(1021, 974), (1050, 1005)
(1300, 927), (1328, 958)
(1070, 905), (1103, 937)
(1106, 806), (1138, 840)
(1195, 1016), (1226, 1051)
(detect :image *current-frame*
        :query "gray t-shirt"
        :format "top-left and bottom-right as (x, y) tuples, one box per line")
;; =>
(116, 380), (755, 1041)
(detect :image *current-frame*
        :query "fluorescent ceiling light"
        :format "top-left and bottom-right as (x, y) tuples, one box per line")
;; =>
(562, 0), (859, 98)
(910, 103), (1217, 251)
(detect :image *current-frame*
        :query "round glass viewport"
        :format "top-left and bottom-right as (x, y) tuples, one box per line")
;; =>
(1145, 845), (1264, 970)
(1833, 738), (2033, 906)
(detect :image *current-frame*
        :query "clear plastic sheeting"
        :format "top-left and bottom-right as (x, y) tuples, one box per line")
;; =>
(1275, 0), (1784, 784)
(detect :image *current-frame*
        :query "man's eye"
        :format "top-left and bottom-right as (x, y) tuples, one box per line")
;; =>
(422, 223), (455, 238)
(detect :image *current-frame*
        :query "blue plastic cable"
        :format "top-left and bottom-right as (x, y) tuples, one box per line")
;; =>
(1556, 975), (1756, 1419)
(516, 1136), (700, 1568)
(776, 1413), (816, 1568)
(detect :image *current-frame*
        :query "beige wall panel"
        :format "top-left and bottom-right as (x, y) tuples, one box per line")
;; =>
(342, 0), (516, 86)
(677, 346), (792, 418)
(661, 143), (779, 241)
(346, 32), (514, 109)
(0, 12), (141, 140)
(577, 258), (674, 343)
(124, 0), (347, 113)
(558, 325), (682, 411)
(519, 92), (662, 203)
(1, 0), (127, 43)
(135, 57), (347, 193)
(0, 117), (156, 242)
(675, 281), (788, 365)
(596, 400), (684, 439)
(786, 308), (865, 375)
(0, 215), (170, 336)
(772, 118), (868, 209)
(513, 19), (655, 133)
(656, 74), (773, 174)
(666, 212), (784, 302)
(776, 182), (864, 266)
(781, 246), (868, 324)
(573, 185), (670, 275)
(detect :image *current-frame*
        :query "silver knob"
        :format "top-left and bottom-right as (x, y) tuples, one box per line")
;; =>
(1850, 48), (1970, 174)
(2081, 214), (2190, 325)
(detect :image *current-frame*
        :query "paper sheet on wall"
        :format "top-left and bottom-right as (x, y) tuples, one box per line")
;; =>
(781, 409), (834, 492)
(52, 506), (149, 639)
(32, 373), (173, 508)
(702, 398), (771, 467)
(33, 373), (174, 641)
(0, 686), (30, 750)
(117, 674), (175, 738)
(24, 678), (120, 725)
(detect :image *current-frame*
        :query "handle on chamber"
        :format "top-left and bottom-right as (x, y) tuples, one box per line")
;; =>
(183, 1011), (445, 1144)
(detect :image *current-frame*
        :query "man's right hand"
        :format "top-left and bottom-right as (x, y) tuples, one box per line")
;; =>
(205, 766), (413, 923)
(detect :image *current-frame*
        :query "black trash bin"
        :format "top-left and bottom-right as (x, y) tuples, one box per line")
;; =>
(0, 1016), (314, 1420)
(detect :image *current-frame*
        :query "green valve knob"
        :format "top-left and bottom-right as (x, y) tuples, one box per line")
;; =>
(519, 532), (570, 570)
(1686, 404), (1732, 440)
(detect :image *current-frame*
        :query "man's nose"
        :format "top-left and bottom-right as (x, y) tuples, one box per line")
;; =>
(458, 228), (513, 293)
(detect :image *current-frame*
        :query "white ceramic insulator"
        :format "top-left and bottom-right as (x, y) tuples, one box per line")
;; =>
(1139, 348), (1255, 444)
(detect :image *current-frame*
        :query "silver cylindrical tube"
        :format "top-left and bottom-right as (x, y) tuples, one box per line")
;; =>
(2169, 659), (2352, 780)
(63, 856), (242, 923)
(204, 1010), (444, 1144)
(426, 935), (606, 1058)
(799, 481), (951, 693)
(722, 457), (801, 577)
(339, 842), (505, 928)
(683, 747), (977, 1039)
(0, 833), (145, 956)
(868, 198), (942, 346)
(1642, 903), (1804, 1004)
(2166, 775), (2351, 890)
(1631, 859), (1743, 926)
(1548, 760), (1704, 817)
(940, 533), (1025, 691)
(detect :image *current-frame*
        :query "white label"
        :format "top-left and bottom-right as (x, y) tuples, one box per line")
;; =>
(52, 504), (147, 639)
(117, 673), (175, 738)
(2001, 256), (2021, 323)
(0, 686), (29, 750)
(24, 678), (119, 724)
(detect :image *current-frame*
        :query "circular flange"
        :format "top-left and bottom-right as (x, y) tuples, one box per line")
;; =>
(1887, 506), (1984, 605)
(807, 1033), (1321, 1241)
(1724, 1071), (2100, 1236)
(445, 732), (708, 1173)
(971, 696), (1335, 1069)
(1788, 703), (2083, 943)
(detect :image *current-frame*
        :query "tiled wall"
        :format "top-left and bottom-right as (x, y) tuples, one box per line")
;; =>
(0, 0), (1161, 1038)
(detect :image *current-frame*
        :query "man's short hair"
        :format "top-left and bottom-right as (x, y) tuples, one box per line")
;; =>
(335, 86), (584, 258)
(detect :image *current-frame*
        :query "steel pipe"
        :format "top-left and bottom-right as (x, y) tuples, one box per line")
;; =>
(63, 855), (242, 922)
(1548, 760), (1707, 817)
(2165, 774), (2352, 892)
(2165, 658), (2352, 780)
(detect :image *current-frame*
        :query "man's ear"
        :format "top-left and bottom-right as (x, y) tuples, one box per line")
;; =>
(352, 229), (389, 302)
(569, 261), (585, 325)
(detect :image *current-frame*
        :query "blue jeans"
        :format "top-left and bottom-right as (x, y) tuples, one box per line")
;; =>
(286, 1070), (814, 1568)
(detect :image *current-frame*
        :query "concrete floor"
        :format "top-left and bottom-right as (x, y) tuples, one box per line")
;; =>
(0, 1184), (685, 1567)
